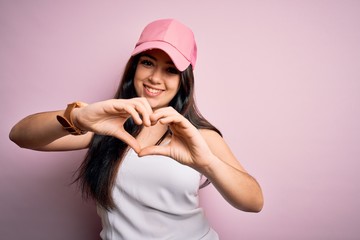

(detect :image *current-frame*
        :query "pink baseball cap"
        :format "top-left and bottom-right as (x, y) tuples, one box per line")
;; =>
(131, 19), (197, 71)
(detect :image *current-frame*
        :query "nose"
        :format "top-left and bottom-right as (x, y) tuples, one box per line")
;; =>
(149, 67), (163, 84)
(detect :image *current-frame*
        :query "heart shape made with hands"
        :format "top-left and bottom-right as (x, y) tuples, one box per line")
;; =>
(119, 129), (168, 157)
(113, 119), (174, 158)
(95, 103), (208, 166)
(111, 108), (179, 157)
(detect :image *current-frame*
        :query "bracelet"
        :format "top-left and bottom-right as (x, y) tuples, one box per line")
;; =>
(56, 102), (88, 135)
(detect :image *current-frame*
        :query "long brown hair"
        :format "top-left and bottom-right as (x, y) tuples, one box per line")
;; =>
(74, 54), (221, 210)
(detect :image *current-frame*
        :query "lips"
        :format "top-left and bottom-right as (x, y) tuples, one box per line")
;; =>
(144, 85), (163, 96)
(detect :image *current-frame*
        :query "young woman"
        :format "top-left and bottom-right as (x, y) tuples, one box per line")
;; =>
(9, 19), (263, 239)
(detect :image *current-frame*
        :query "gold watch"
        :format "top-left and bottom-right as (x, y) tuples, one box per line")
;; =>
(56, 102), (87, 135)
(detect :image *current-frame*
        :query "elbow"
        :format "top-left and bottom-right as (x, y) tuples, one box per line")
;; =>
(9, 126), (27, 149)
(235, 191), (264, 213)
(249, 197), (264, 213)
(245, 179), (264, 213)
(237, 199), (263, 213)
(9, 127), (20, 146)
(247, 190), (264, 213)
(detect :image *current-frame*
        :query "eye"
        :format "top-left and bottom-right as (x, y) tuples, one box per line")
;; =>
(167, 67), (179, 75)
(140, 59), (154, 68)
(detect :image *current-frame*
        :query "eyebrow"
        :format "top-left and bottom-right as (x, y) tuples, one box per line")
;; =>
(141, 53), (175, 65)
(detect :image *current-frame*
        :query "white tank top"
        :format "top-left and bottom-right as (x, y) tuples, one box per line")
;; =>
(97, 148), (219, 240)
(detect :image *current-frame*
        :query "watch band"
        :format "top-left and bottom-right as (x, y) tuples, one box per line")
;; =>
(56, 102), (87, 135)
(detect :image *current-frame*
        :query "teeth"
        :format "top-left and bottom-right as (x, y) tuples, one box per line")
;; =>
(146, 86), (161, 94)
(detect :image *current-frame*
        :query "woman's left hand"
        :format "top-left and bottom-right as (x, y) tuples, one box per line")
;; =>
(138, 107), (213, 170)
(139, 107), (264, 212)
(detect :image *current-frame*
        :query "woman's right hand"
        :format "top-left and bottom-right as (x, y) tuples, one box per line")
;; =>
(9, 98), (153, 152)
(73, 98), (153, 153)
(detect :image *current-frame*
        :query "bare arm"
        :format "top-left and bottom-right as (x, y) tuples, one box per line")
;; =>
(199, 130), (264, 212)
(9, 110), (93, 151)
(9, 98), (154, 152)
(138, 107), (264, 212)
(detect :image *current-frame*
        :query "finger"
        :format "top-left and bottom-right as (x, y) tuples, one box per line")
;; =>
(111, 101), (142, 125)
(123, 105), (143, 125)
(150, 107), (178, 124)
(119, 98), (153, 126)
(158, 115), (183, 125)
(132, 100), (152, 126)
(124, 102), (152, 126)
(137, 97), (153, 115)
(110, 99), (147, 126)
(157, 115), (193, 132)
(138, 145), (169, 157)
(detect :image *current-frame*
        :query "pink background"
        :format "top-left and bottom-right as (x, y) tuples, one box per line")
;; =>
(1, 1), (360, 239)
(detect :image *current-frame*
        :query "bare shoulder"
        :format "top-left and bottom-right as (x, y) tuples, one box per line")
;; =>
(199, 129), (246, 171)
(199, 128), (222, 140)
(199, 129), (229, 154)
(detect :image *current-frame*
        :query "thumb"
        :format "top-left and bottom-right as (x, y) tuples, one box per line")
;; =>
(138, 145), (169, 157)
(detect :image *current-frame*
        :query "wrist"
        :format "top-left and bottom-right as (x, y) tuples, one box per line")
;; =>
(193, 153), (219, 175)
(56, 102), (88, 135)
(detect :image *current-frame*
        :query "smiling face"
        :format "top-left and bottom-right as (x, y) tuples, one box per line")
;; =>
(134, 49), (181, 110)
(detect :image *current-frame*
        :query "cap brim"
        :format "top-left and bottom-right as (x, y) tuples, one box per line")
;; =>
(131, 41), (190, 72)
